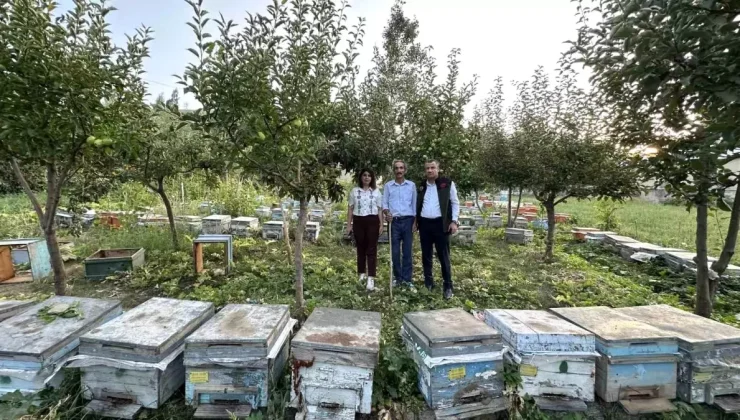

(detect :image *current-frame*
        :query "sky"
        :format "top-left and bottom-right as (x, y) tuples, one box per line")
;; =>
(58, 0), (585, 113)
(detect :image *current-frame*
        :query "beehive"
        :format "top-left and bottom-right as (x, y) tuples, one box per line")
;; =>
(487, 214), (503, 228)
(137, 214), (169, 227)
(255, 206), (272, 218)
(514, 217), (529, 229)
(185, 304), (295, 418)
(453, 226), (477, 245)
(584, 231), (617, 243)
(0, 238), (52, 281)
(663, 251), (718, 273)
(75, 298), (214, 417)
(231, 217), (259, 236)
(485, 309), (597, 411)
(571, 228), (600, 242)
(0, 297), (122, 397)
(0, 300), (34, 322)
(602, 234), (638, 252)
(551, 306), (679, 415)
(618, 305), (740, 412)
(83, 248), (145, 281)
(292, 308), (380, 419)
(458, 216), (475, 228)
(617, 242), (683, 261)
(304, 221), (320, 242)
(308, 209), (325, 223)
(202, 215), (231, 234)
(505, 228), (533, 245)
(402, 308), (507, 418)
(262, 221), (284, 240)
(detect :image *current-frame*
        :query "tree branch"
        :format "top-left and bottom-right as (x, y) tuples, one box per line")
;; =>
(554, 194), (573, 206)
(11, 159), (45, 222)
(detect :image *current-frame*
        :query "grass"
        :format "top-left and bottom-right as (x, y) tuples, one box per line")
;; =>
(3, 189), (740, 419)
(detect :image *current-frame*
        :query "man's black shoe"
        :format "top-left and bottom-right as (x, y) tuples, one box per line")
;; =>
(443, 288), (453, 300)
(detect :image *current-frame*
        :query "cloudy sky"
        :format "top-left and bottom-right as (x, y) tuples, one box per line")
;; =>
(58, 0), (585, 112)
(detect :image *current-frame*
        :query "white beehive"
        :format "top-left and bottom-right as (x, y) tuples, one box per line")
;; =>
(453, 226), (477, 245)
(304, 221), (320, 242)
(231, 217), (259, 236)
(262, 221), (284, 240)
(202, 215), (231, 234)
(505, 228), (533, 245)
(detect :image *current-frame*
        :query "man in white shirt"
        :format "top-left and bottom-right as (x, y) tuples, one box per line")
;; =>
(415, 160), (459, 299)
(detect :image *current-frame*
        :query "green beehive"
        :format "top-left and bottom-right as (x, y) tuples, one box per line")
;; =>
(83, 248), (145, 280)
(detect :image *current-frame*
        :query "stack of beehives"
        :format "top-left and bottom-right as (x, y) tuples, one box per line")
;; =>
(184, 304), (295, 419)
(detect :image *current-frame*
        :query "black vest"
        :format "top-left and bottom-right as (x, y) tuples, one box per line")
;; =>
(417, 177), (453, 232)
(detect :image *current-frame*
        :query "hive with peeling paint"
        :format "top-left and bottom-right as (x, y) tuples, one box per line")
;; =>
(618, 304), (740, 412)
(185, 304), (295, 419)
(291, 307), (381, 420)
(0, 296), (122, 397)
(402, 308), (507, 419)
(75, 298), (214, 418)
(485, 309), (597, 412)
(551, 306), (679, 415)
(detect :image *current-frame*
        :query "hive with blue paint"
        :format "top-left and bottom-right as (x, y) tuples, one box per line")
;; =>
(0, 296), (122, 397)
(551, 306), (679, 415)
(618, 304), (740, 412)
(74, 298), (214, 418)
(485, 309), (598, 412)
(402, 308), (507, 419)
(184, 304), (295, 419)
(291, 307), (381, 420)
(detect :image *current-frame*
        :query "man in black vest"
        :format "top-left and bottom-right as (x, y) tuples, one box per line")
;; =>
(415, 160), (460, 299)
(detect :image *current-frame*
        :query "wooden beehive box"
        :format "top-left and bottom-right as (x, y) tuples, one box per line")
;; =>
(262, 221), (284, 241)
(618, 305), (740, 411)
(76, 298), (214, 416)
(453, 226), (477, 245)
(292, 308), (380, 419)
(514, 217), (529, 229)
(0, 296), (122, 396)
(618, 242), (682, 261)
(0, 299), (34, 322)
(231, 216), (259, 236)
(458, 215), (475, 228)
(0, 238), (52, 281)
(603, 234), (638, 252)
(185, 304), (295, 418)
(551, 306), (679, 415)
(0, 247), (13, 282)
(304, 221), (321, 242)
(83, 248), (145, 281)
(402, 308), (507, 418)
(571, 227), (600, 241)
(584, 231), (616, 243)
(270, 209), (284, 221)
(255, 206), (272, 218)
(202, 215), (231, 234)
(485, 309), (597, 411)
(505, 228), (533, 245)
(487, 215), (503, 228)
(308, 209), (325, 223)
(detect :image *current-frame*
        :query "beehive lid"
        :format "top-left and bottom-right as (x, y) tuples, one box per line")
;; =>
(551, 306), (676, 344)
(505, 228), (530, 234)
(604, 234), (638, 244)
(403, 308), (500, 351)
(0, 296), (121, 362)
(186, 304), (290, 354)
(264, 221), (283, 227)
(203, 214), (230, 221)
(80, 298), (213, 360)
(0, 238), (41, 247)
(233, 216), (257, 222)
(485, 309), (594, 353)
(0, 300), (34, 319)
(293, 307), (380, 356)
(617, 305), (740, 350)
(306, 221), (320, 227)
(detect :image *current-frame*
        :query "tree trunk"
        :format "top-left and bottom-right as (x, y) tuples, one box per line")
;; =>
(474, 190), (484, 214)
(507, 187), (513, 227)
(544, 201), (556, 262)
(695, 202), (713, 318)
(44, 227), (68, 296)
(11, 159), (67, 295)
(712, 187), (740, 285)
(293, 199), (309, 316)
(158, 180), (179, 250)
(514, 188), (523, 221)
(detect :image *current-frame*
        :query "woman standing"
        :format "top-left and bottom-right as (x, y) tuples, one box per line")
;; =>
(346, 169), (383, 291)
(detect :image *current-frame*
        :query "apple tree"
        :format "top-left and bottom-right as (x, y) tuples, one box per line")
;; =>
(0, 0), (152, 294)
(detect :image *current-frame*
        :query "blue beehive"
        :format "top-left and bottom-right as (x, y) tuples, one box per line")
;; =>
(618, 305), (740, 413)
(401, 308), (507, 418)
(551, 306), (679, 415)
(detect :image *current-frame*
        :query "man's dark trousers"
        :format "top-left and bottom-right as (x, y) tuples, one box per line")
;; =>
(391, 216), (414, 284)
(419, 217), (452, 290)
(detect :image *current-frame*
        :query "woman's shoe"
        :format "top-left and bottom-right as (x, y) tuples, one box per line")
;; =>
(366, 277), (375, 291)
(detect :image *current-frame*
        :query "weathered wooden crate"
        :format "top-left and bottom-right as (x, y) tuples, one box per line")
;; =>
(453, 226), (477, 245)
(402, 308), (507, 418)
(618, 305), (740, 412)
(231, 217), (260, 236)
(505, 228), (533, 245)
(0, 238), (52, 281)
(262, 221), (284, 240)
(304, 221), (320, 242)
(485, 309), (597, 411)
(291, 308), (381, 419)
(185, 304), (295, 418)
(551, 306), (679, 415)
(75, 298), (214, 417)
(0, 300), (34, 322)
(202, 215), (231, 234)
(0, 296), (122, 397)
(83, 248), (145, 281)
(487, 215), (503, 228)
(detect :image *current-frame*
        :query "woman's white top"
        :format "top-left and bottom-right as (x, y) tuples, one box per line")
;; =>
(349, 187), (382, 216)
